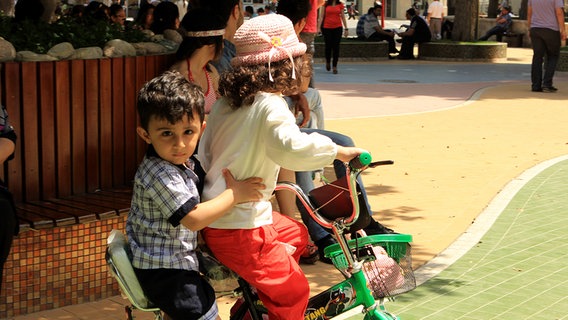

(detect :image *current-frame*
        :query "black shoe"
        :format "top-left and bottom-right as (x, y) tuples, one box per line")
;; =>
(315, 235), (337, 264)
(542, 86), (558, 93)
(531, 88), (543, 92)
(363, 218), (396, 235)
(299, 242), (319, 265)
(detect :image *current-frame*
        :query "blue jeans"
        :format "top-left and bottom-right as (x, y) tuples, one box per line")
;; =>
(297, 129), (373, 242)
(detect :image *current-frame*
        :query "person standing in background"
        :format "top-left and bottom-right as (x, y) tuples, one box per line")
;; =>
(318, 0), (348, 74)
(427, 0), (443, 40)
(527, 0), (566, 93)
(299, 0), (324, 58)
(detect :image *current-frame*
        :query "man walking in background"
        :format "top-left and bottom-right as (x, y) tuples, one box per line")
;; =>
(427, 0), (444, 40)
(527, 0), (566, 93)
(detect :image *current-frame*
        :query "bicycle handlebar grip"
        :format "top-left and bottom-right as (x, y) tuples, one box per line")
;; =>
(349, 152), (372, 170)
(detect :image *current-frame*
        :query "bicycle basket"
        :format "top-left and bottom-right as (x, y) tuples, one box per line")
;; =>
(323, 234), (416, 298)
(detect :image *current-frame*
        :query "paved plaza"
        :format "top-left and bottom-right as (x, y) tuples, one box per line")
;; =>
(7, 46), (568, 320)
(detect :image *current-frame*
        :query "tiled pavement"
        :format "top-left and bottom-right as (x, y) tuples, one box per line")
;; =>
(7, 45), (568, 319)
(344, 157), (568, 320)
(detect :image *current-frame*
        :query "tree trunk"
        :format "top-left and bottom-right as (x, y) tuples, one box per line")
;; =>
(0, 0), (15, 16)
(518, 0), (528, 20)
(488, 0), (499, 18)
(451, 0), (479, 41)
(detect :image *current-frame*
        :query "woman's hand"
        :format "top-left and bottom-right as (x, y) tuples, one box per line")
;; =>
(335, 146), (369, 163)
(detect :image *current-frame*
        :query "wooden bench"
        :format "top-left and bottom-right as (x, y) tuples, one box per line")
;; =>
(0, 54), (175, 318)
(1, 55), (175, 232)
(497, 31), (524, 48)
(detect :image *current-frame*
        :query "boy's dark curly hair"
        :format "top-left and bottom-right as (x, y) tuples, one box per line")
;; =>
(219, 54), (312, 109)
(137, 71), (205, 130)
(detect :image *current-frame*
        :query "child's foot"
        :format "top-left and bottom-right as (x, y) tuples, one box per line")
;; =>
(315, 235), (337, 264)
(299, 242), (319, 264)
(363, 218), (396, 235)
(332, 67), (338, 74)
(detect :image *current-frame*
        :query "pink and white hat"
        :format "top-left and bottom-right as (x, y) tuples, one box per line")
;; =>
(231, 14), (307, 80)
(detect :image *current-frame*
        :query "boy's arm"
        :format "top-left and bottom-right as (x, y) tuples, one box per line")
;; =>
(180, 169), (264, 231)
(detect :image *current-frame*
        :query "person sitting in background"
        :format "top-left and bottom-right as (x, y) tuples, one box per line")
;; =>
(109, 3), (126, 27)
(362, 4), (398, 58)
(396, 7), (431, 60)
(151, 1), (182, 43)
(355, 6), (371, 38)
(133, 1), (155, 30)
(478, 5), (512, 41)
(244, 5), (255, 18)
(84, 1), (109, 21)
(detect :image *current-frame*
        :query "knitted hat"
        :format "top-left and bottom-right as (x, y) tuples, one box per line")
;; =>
(231, 14), (307, 68)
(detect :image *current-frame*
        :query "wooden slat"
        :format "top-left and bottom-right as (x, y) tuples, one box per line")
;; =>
(46, 197), (117, 220)
(22, 200), (97, 224)
(75, 192), (132, 215)
(16, 202), (77, 226)
(99, 59), (113, 189)
(135, 56), (148, 163)
(2, 62), (24, 202)
(123, 57), (138, 181)
(85, 59), (100, 192)
(111, 57), (126, 186)
(20, 62), (40, 201)
(55, 60), (72, 197)
(71, 59), (86, 194)
(39, 62), (57, 199)
(14, 204), (55, 229)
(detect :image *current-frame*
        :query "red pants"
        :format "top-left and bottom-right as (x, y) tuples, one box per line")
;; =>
(202, 212), (309, 320)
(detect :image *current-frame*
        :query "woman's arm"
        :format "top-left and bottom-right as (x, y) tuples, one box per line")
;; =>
(317, 5), (325, 33)
(341, 4), (348, 36)
(0, 137), (15, 165)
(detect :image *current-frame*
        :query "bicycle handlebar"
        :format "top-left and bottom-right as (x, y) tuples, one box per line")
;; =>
(275, 153), (394, 233)
(348, 152), (372, 170)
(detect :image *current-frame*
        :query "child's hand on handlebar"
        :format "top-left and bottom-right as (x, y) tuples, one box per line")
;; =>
(222, 168), (266, 204)
(335, 146), (370, 163)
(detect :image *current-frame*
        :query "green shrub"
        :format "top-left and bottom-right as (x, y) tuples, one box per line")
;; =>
(0, 14), (150, 54)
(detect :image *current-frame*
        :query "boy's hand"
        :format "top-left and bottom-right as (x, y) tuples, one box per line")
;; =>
(335, 146), (369, 163)
(222, 169), (265, 204)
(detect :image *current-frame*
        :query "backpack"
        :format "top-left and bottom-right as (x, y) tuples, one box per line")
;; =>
(356, 14), (367, 38)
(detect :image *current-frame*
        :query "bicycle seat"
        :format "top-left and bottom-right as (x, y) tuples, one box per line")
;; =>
(106, 230), (163, 319)
(308, 175), (371, 233)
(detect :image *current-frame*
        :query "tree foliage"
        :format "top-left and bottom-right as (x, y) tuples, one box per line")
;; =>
(0, 14), (150, 54)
